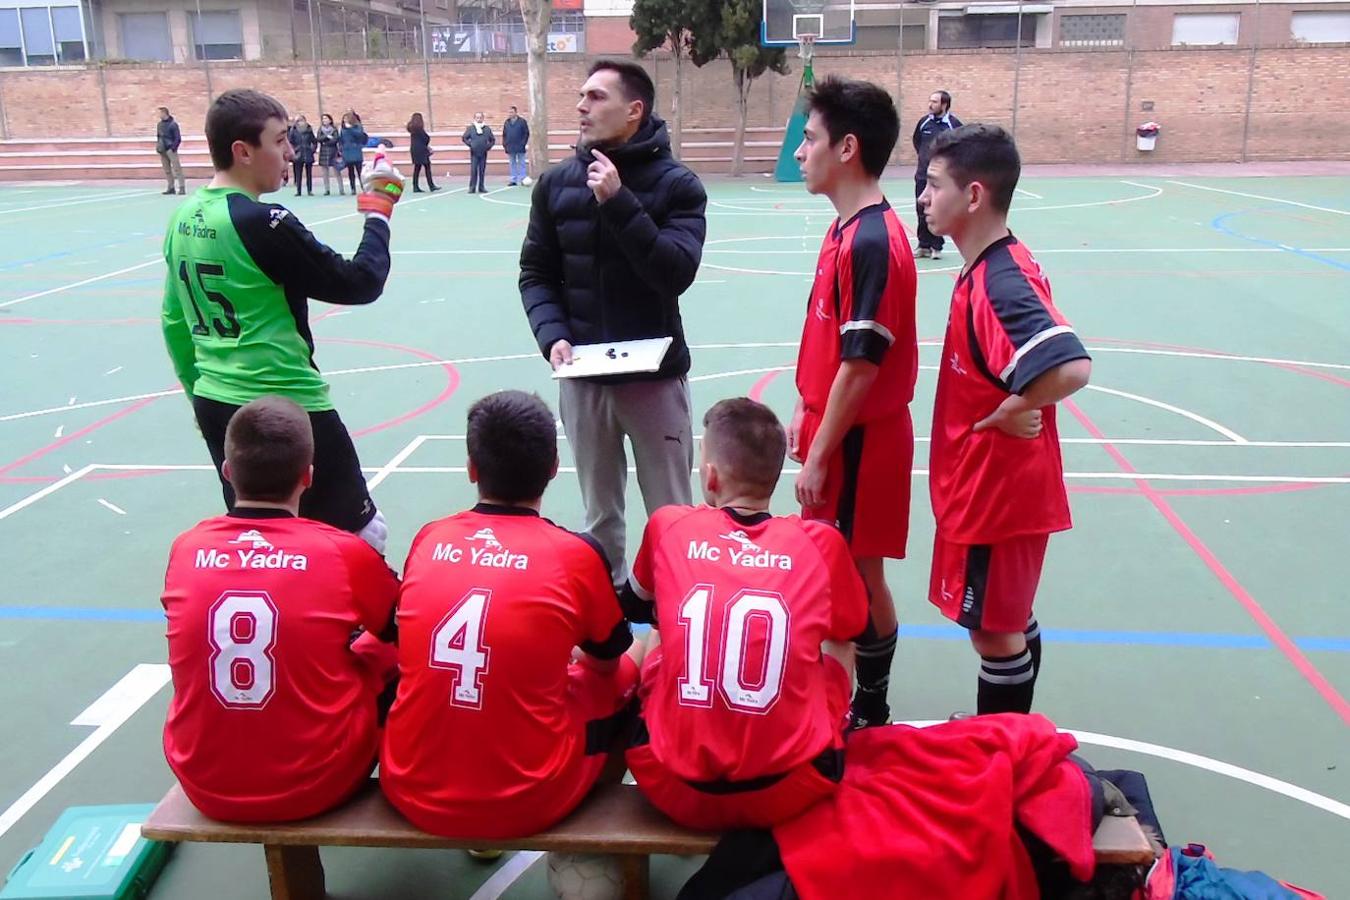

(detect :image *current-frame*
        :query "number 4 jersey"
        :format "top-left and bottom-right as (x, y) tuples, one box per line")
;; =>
(380, 505), (634, 838)
(161, 186), (391, 412)
(627, 506), (870, 782)
(160, 508), (399, 822)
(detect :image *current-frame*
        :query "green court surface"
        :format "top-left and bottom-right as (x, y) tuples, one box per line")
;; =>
(0, 173), (1347, 898)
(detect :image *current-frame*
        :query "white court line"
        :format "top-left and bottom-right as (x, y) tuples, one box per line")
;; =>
(1083, 384), (1247, 443)
(0, 389), (182, 423)
(419, 433), (1350, 449)
(1165, 181), (1350, 217)
(96, 498), (127, 515)
(901, 721), (1350, 820)
(0, 664), (171, 840)
(0, 190), (156, 216)
(366, 435), (427, 491)
(0, 464), (95, 520)
(0, 259), (161, 309)
(468, 851), (546, 900)
(688, 365), (790, 382)
(1015, 187), (1044, 200)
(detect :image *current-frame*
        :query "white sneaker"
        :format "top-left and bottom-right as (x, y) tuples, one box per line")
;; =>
(931, 249), (943, 260)
(916, 247), (932, 258)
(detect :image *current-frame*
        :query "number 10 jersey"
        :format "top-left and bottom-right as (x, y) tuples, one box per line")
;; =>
(628, 506), (869, 783)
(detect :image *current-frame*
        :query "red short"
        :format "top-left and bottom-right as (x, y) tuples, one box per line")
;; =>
(625, 651), (848, 831)
(799, 409), (913, 560)
(929, 532), (1049, 632)
(565, 654), (641, 797)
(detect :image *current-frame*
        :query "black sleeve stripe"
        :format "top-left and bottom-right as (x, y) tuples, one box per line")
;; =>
(580, 619), (634, 660)
(846, 213), (891, 324)
(572, 531), (614, 580)
(841, 328), (890, 366)
(981, 246), (1059, 350)
(1007, 332), (1091, 395)
(619, 582), (656, 624)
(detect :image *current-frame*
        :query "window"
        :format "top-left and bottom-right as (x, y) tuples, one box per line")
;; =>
(120, 11), (172, 61)
(938, 13), (1036, 49)
(0, 9), (22, 67)
(189, 10), (244, 60)
(52, 6), (84, 63)
(20, 7), (55, 66)
(1291, 11), (1350, 44)
(1060, 13), (1125, 47)
(1171, 13), (1239, 47)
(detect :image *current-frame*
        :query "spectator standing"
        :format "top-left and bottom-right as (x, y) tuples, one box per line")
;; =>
(157, 106), (185, 196)
(317, 114), (344, 196)
(503, 105), (530, 186)
(407, 113), (438, 192)
(289, 115), (316, 197)
(462, 111), (494, 193)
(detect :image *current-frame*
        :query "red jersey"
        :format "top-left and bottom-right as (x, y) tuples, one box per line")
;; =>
(796, 200), (918, 424)
(161, 509), (399, 822)
(930, 235), (1090, 544)
(628, 506), (869, 782)
(380, 505), (632, 838)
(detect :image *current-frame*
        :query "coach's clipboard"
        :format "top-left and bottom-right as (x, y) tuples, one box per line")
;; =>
(551, 337), (674, 379)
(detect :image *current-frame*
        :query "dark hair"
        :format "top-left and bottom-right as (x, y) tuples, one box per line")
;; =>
(321, 113), (334, 126)
(509, 105), (518, 113)
(158, 106), (170, 117)
(588, 59), (656, 124)
(224, 396), (314, 502)
(407, 112), (424, 132)
(934, 90), (952, 112)
(466, 391), (557, 503)
(805, 76), (900, 178)
(930, 123), (1021, 214)
(702, 399), (786, 497)
(205, 89), (288, 170)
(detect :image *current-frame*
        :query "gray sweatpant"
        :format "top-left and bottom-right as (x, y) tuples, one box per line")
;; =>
(559, 376), (694, 585)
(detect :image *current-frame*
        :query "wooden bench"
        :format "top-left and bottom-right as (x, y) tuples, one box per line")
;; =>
(142, 781), (1156, 900)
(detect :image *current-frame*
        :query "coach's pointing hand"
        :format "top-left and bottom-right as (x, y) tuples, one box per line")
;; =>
(587, 150), (621, 204)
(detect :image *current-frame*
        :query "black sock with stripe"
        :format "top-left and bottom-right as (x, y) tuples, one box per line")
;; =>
(1024, 617), (1042, 677)
(853, 626), (898, 720)
(977, 648), (1036, 715)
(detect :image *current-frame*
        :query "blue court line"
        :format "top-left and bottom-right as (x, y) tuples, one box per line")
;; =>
(4, 606), (1348, 652)
(1211, 210), (1350, 272)
(0, 234), (156, 272)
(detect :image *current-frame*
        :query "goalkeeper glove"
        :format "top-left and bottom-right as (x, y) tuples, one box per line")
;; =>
(357, 153), (405, 220)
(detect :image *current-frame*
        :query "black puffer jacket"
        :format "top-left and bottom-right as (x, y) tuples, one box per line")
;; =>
(519, 115), (707, 381)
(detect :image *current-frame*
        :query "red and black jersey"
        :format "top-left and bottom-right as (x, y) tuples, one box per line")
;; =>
(930, 235), (1090, 544)
(160, 508), (398, 822)
(380, 504), (633, 838)
(796, 201), (918, 424)
(627, 506), (869, 782)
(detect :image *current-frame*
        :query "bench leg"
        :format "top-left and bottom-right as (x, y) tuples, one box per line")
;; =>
(619, 855), (650, 900)
(263, 845), (325, 900)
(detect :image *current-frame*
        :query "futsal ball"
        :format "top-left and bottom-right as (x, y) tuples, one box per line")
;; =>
(522, 176), (534, 186)
(545, 852), (624, 900)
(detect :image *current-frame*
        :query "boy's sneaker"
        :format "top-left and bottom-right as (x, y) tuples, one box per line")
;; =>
(916, 247), (932, 258)
(931, 249), (943, 260)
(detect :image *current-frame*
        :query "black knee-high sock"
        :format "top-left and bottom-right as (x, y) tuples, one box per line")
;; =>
(977, 648), (1036, 715)
(853, 623), (898, 713)
(1024, 617), (1042, 676)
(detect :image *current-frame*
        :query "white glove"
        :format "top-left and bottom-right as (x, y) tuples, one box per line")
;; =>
(360, 152), (405, 194)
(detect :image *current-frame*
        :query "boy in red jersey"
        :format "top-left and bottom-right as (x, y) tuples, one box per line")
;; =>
(381, 390), (639, 839)
(919, 124), (1092, 714)
(160, 395), (399, 822)
(790, 76), (919, 729)
(621, 398), (868, 830)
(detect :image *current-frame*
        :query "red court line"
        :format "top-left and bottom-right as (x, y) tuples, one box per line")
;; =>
(1063, 398), (1350, 726)
(748, 369), (785, 402)
(317, 337), (460, 438)
(0, 397), (159, 478)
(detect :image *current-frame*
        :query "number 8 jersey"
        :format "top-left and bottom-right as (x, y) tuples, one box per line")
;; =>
(627, 506), (869, 782)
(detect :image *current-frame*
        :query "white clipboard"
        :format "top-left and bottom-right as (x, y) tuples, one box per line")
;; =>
(551, 337), (674, 379)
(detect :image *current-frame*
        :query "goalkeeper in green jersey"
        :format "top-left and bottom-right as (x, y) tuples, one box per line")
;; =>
(162, 88), (405, 551)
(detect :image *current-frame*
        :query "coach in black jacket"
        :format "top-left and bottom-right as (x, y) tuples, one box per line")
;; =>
(520, 58), (707, 586)
(912, 90), (962, 258)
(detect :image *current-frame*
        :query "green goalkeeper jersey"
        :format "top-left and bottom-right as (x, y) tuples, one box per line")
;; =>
(162, 186), (391, 412)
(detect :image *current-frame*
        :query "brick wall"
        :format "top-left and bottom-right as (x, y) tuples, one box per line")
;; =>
(2, 45), (1347, 163)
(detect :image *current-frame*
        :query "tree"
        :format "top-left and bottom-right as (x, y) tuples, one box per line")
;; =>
(519, 0), (551, 176)
(630, 0), (695, 158)
(689, 0), (789, 176)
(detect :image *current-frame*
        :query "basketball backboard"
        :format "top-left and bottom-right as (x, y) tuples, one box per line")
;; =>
(761, 0), (856, 46)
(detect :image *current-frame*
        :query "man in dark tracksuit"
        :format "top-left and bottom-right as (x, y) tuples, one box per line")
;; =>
(462, 112), (495, 193)
(157, 106), (185, 195)
(912, 90), (962, 259)
(520, 60), (707, 588)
